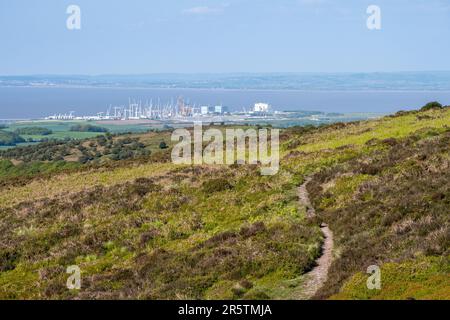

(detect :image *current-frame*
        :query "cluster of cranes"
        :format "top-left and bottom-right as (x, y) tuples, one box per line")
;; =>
(46, 98), (272, 121)
(47, 97), (209, 121)
(105, 97), (208, 120)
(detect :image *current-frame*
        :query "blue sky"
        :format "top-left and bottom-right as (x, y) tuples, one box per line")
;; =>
(1, 0), (450, 74)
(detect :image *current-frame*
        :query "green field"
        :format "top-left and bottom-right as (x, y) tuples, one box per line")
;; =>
(6, 121), (150, 135)
(1, 121), (156, 148)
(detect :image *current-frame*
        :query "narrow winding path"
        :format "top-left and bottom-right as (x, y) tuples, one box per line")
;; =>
(296, 177), (334, 300)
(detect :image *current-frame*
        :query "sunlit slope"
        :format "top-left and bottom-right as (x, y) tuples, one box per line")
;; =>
(0, 106), (449, 300)
(331, 256), (450, 300)
(280, 107), (450, 300)
(0, 164), (322, 299)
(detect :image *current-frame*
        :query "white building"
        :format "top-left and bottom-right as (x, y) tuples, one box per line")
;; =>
(254, 103), (270, 113)
(201, 106), (210, 115)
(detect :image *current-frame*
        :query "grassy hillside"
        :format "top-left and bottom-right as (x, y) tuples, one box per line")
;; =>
(331, 256), (449, 300)
(281, 107), (450, 300)
(0, 106), (449, 300)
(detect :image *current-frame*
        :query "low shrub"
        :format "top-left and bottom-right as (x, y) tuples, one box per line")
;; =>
(202, 178), (234, 193)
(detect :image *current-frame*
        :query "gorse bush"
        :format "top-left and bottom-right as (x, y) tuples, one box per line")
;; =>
(159, 141), (168, 149)
(202, 178), (234, 193)
(420, 101), (443, 111)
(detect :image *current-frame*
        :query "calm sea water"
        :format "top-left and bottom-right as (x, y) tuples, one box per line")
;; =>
(1, 87), (450, 119)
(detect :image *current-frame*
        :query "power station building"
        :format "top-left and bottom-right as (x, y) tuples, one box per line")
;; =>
(253, 103), (270, 113)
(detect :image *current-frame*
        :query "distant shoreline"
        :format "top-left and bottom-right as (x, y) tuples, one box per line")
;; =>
(2, 85), (450, 93)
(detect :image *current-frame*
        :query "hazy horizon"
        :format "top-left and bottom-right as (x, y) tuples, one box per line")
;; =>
(3, 71), (450, 77)
(3, 72), (450, 89)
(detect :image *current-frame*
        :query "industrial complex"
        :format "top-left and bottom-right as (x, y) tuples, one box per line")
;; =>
(45, 98), (272, 121)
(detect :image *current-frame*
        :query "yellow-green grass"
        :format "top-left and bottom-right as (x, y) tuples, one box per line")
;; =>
(331, 256), (450, 300)
(158, 169), (304, 252)
(292, 109), (450, 153)
(0, 264), (41, 300)
(317, 174), (374, 210)
(0, 162), (181, 208)
(280, 108), (450, 193)
(1, 108), (449, 300)
(0, 163), (322, 299)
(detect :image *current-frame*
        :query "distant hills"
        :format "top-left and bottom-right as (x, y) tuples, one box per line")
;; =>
(2, 72), (450, 91)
